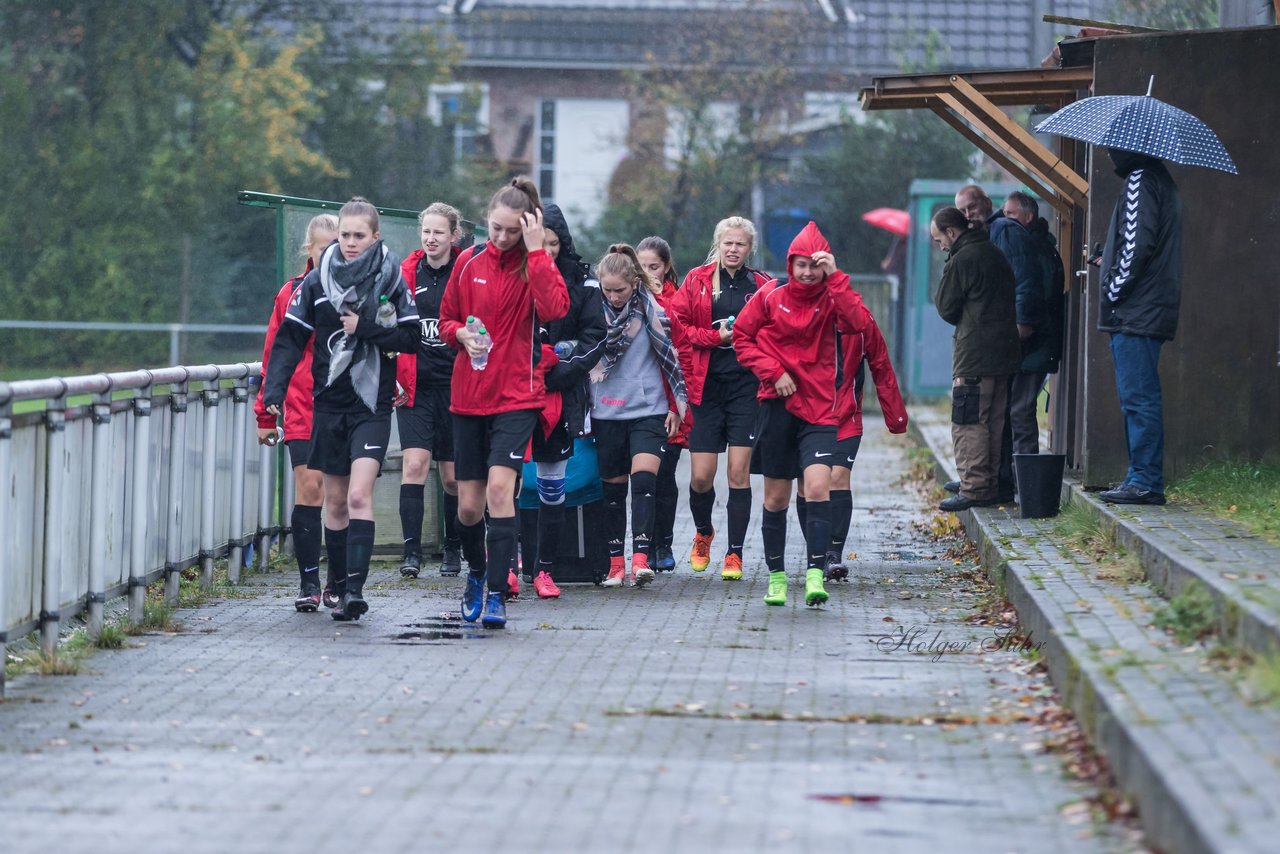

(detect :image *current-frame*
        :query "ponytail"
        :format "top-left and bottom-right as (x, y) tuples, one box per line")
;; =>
(597, 243), (661, 297)
(486, 176), (542, 280)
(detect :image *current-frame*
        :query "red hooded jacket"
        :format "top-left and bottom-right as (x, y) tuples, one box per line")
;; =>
(835, 312), (908, 440)
(669, 261), (771, 406)
(656, 277), (695, 446)
(254, 264), (314, 441)
(732, 221), (869, 426)
(439, 243), (569, 416)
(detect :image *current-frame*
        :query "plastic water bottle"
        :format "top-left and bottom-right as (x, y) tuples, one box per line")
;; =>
(467, 316), (492, 370)
(726, 314), (736, 330)
(553, 339), (577, 359)
(375, 294), (396, 328)
(266, 425), (285, 446)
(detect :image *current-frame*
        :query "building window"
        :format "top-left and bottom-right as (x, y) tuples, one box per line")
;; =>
(428, 83), (489, 160)
(538, 99), (556, 203)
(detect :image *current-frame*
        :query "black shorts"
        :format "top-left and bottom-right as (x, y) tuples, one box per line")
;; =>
(688, 372), (758, 453)
(751, 398), (838, 480)
(453, 409), (539, 481)
(285, 439), (314, 471)
(593, 415), (667, 479)
(309, 410), (392, 476)
(531, 421), (574, 464)
(397, 385), (454, 461)
(833, 435), (862, 469)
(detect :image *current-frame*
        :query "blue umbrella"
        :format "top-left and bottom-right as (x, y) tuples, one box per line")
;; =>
(1034, 77), (1237, 175)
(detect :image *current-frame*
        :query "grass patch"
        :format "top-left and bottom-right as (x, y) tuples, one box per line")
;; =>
(1053, 500), (1145, 586)
(126, 601), (183, 634)
(95, 622), (129, 650)
(1243, 654), (1280, 707)
(1169, 460), (1280, 546)
(1152, 582), (1216, 644)
(4, 629), (98, 678)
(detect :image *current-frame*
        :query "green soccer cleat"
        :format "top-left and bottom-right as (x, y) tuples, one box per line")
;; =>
(804, 568), (829, 607)
(764, 571), (788, 606)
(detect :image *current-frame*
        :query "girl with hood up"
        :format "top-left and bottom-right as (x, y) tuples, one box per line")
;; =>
(522, 203), (607, 599)
(636, 235), (687, 573)
(255, 213), (337, 613)
(732, 221), (869, 608)
(439, 177), (569, 629)
(264, 197), (420, 622)
(669, 217), (771, 582)
(589, 244), (689, 588)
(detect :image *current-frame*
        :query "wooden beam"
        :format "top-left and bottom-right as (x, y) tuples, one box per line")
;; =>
(930, 104), (1073, 215)
(945, 76), (1090, 203)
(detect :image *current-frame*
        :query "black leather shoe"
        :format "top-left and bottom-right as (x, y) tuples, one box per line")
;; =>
(938, 494), (997, 512)
(399, 554), (421, 578)
(943, 480), (960, 493)
(1099, 484), (1166, 506)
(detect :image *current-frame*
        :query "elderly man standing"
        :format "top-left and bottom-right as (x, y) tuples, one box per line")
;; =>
(930, 207), (1021, 512)
(1002, 190), (1065, 454)
(1095, 148), (1182, 505)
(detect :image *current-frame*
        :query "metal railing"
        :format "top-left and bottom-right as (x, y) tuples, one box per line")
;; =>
(0, 362), (284, 695)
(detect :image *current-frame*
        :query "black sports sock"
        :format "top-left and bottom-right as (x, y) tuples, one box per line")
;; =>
(653, 446), (681, 548)
(486, 516), (517, 593)
(399, 483), (425, 558)
(795, 494), (808, 532)
(324, 526), (348, 595)
(292, 504), (322, 591)
(829, 489), (852, 557)
(727, 487), (751, 557)
(537, 501), (565, 571)
(630, 471), (656, 558)
(689, 487), (715, 536)
(761, 509), (787, 573)
(603, 480), (628, 558)
(346, 518), (375, 596)
(458, 517), (486, 577)
(442, 491), (460, 548)
(803, 500), (831, 570)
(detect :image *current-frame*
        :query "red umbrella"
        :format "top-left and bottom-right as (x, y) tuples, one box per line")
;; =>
(861, 207), (910, 236)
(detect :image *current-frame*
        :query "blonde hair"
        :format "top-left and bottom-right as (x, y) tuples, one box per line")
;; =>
(704, 215), (756, 296)
(596, 243), (662, 297)
(300, 213), (339, 270)
(419, 201), (461, 234)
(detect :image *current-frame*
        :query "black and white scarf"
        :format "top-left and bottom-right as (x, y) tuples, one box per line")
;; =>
(590, 288), (688, 419)
(320, 239), (402, 412)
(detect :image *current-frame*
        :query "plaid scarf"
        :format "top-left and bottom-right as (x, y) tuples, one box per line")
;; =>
(320, 240), (402, 413)
(590, 288), (687, 419)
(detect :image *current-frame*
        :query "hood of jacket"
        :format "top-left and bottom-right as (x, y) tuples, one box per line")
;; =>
(1108, 147), (1163, 177)
(543, 202), (590, 286)
(786, 221), (831, 294)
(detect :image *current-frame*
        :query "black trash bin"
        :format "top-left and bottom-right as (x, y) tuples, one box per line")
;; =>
(1014, 454), (1066, 519)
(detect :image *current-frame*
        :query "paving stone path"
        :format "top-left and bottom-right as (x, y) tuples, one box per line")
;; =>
(0, 427), (1143, 853)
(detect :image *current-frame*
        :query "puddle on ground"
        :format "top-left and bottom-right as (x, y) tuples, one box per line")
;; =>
(390, 616), (496, 643)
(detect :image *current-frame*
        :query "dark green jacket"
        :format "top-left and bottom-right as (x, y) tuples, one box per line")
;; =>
(936, 229), (1020, 378)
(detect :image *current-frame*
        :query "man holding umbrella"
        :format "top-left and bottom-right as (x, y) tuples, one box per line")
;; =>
(1093, 147), (1182, 505)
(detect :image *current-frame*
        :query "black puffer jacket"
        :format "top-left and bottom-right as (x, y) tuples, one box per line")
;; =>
(1024, 217), (1065, 375)
(1098, 150), (1182, 341)
(540, 204), (606, 436)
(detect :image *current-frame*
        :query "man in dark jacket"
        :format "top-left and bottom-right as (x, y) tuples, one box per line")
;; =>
(1002, 191), (1066, 453)
(956, 184), (1044, 502)
(931, 207), (1021, 512)
(1096, 149), (1182, 505)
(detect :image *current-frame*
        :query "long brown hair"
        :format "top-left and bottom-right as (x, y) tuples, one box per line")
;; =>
(636, 235), (678, 288)
(487, 176), (541, 280)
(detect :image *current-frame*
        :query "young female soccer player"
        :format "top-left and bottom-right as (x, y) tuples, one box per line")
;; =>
(439, 178), (569, 628)
(732, 221), (869, 608)
(669, 217), (770, 580)
(255, 213), (338, 612)
(589, 244), (688, 587)
(636, 235), (684, 572)
(264, 197), (419, 621)
(395, 202), (463, 579)
(524, 203), (606, 598)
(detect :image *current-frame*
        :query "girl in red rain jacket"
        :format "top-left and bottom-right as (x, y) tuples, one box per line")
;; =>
(636, 235), (687, 573)
(393, 202), (464, 580)
(668, 217), (770, 582)
(814, 309), (907, 582)
(732, 221), (869, 609)
(438, 177), (569, 629)
(253, 213), (337, 612)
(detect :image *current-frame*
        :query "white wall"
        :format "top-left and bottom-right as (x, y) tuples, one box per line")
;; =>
(542, 98), (630, 226)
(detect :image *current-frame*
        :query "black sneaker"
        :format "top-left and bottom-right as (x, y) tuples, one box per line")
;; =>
(939, 494), (998, 512)
(823, 552), (848, 582)
(333, 591), (368, 622)
(322, 587), (341, 610)
(440, 546), (462, 577)
(294, 586), (322, 612)
(400, 554), (422, 579)
(943, 480), (961, 494)
(654, 545), (676, 572)
(1099, 484), (1166, 506)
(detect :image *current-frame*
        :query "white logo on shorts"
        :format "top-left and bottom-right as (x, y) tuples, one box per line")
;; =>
(364, 443), (381, 451)
(814, 451), (831, 458)
(509, 451), (522, 460)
